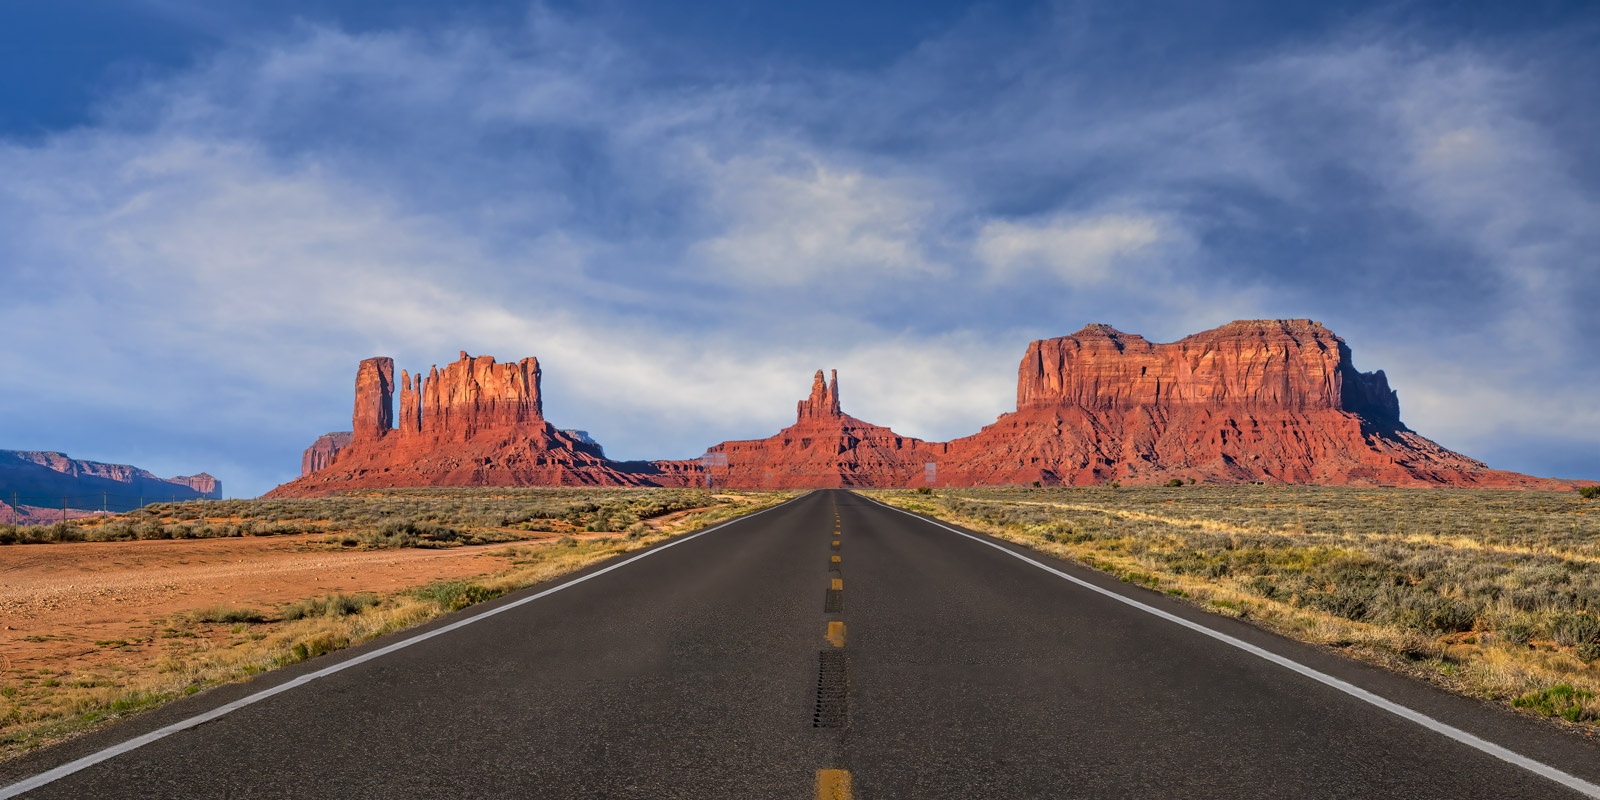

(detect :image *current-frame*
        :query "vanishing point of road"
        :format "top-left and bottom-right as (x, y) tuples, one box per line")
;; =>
(5, 490), (1600, 798)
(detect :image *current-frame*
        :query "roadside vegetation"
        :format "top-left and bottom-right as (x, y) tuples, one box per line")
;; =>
(871, 485), (1600, 731)
(0, 488), (792, 761)
(0, 487), (725, 546)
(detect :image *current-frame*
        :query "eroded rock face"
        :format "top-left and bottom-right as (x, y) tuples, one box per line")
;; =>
(796, 369), (842, 420)
(300, 432), (353, 476)
(417, 352), (544, 440)
(1017, 320), (1393, 416)
(352, 357), (395, 443)
(267, 353), (691, 497)
(943, 320), (1533, 487)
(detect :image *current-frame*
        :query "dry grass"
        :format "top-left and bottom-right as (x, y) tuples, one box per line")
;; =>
(0, 487), (729, 545)
(0, 488), (794, 761)
(870, 485), (1600, 730)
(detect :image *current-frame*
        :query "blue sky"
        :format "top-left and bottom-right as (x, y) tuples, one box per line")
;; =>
(1, 1), (1597, 497)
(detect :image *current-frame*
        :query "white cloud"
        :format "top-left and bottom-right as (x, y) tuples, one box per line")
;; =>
(974, 213), (1169, 285)
(691, 152), (946, 286)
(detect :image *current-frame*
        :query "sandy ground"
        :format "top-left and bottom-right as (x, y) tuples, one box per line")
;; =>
(0, 535), (527, 678)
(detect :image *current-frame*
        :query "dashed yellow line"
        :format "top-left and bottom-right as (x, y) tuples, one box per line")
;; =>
(831, 555), (841, 564)
(831, 578), (843, 591)
(816, 769), (853, 800)
(826, 621), (847, 648)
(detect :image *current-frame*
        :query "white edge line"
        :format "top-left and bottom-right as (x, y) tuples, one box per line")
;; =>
(0, 493), (808, 799)
(862, 494), (1600, 799)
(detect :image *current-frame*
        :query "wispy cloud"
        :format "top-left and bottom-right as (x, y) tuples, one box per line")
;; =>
(975, 213), (1173, 286)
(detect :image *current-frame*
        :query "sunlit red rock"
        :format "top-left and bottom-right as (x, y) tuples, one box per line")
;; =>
(351, 357), (394, 443)
(703, 368), (936, 489)
(267, 322), (1577, 496)
(937, 320), (1551, 488)
(267, 353), (688, 497)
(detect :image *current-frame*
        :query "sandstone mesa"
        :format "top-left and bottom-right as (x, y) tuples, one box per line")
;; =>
(267, 320), (1570, 497)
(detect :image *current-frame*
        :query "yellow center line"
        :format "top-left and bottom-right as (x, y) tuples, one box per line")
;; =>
(831, 555), (841, 563)
(831, 578), (843, 591)
(816, 769), (853, 800)
(826, 621), (847, 648)
(832, 540), (840, 547)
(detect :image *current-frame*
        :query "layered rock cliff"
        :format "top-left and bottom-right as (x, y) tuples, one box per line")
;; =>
(939, 320), (1544, 487)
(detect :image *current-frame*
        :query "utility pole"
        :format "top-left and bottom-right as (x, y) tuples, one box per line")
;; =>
(103, 492), (108, 515)
(62, 496), (67, 525)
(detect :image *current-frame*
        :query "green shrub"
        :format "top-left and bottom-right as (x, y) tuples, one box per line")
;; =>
(1580, 486), (1599, 500)
(1499, 623), (1534, 645)
(414, 580), (504, 611)
(1164, 479), (1185, 488)
(914, 487), (932, 495)
(1512, 684), (1594, 720)
(281, 594), (379, 621)
(289, 632), (350, 663)
(1549, 612), (1600, 647)
(191, 606), (267, 624)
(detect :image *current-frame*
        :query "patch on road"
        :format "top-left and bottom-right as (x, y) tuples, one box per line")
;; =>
(813, 650), (848, 728)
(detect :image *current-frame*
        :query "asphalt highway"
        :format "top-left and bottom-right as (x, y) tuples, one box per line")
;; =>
(5, 489), (1600, 798)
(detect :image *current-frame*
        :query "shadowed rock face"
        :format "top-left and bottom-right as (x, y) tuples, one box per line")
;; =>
(300, 432), (353, 476)
(268, 321), (1575, 497)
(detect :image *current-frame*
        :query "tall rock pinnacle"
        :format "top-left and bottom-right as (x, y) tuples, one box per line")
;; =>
(797, 369), (844, 421)
(351, 357), (394, 442)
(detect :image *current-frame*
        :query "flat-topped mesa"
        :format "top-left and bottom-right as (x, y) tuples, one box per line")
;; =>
(171, 473), (222, 497)
(351, 357), (395, 442)
(1016, 319), (1400, 427)
(796, 369), (843, 421)
(416, 351), (544, 440)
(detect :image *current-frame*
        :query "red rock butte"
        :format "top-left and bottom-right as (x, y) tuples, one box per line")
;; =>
(266, 321), (1574, 497)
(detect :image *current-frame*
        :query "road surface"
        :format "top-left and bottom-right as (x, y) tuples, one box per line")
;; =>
(5, 489), (1600, 798)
